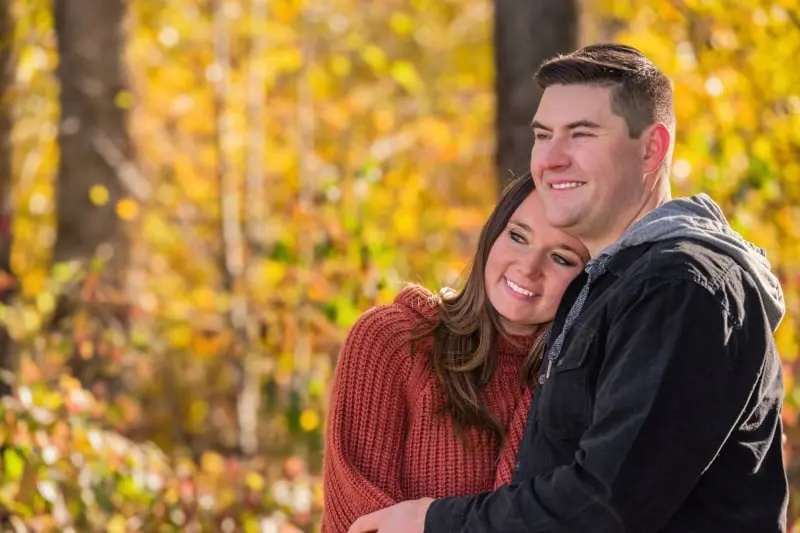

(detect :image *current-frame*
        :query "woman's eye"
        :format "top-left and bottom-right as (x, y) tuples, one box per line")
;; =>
(509, 230), (526, 244)
(552, 253), (576, 267)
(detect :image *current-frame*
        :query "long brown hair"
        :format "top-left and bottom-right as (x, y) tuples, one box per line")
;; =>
(422, 175), (548, 447)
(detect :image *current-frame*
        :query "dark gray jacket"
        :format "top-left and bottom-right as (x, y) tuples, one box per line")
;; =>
(424, 195), (788, 532)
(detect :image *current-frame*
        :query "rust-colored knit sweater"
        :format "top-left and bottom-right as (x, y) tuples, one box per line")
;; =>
(321, 285), (540, 533)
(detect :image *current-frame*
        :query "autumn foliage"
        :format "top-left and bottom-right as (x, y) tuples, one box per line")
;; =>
(0, 0), (799, 531)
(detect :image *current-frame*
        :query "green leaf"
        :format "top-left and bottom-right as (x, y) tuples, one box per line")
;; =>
(3, 448), (25, 481)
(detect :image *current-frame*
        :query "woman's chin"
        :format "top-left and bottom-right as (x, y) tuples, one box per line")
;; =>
(498, 317), (546, 337)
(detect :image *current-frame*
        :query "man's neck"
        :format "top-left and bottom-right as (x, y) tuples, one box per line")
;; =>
(585, 183), (672, 258)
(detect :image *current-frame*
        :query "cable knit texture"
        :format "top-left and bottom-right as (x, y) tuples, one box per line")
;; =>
(321, 285), (539, 533)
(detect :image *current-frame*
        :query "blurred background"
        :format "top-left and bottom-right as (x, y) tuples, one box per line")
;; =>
(0, 0), (798, 531)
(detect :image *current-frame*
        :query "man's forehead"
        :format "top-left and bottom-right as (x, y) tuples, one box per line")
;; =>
(533, 85), (614, 125)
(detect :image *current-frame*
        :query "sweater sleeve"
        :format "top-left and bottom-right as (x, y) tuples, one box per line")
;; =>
(493, 386), (533, 488)
(321, 303), (418, 533)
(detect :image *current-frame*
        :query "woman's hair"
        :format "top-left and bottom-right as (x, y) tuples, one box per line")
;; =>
(422, 175), (549, 447)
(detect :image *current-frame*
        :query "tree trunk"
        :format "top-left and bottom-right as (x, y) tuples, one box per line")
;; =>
(0, 0), (15, 396)
(53, 0), (134, 387)
(53, 0), (132, 282)
(494, 0), (579, 188)
(238, 0), (269, 457)
(210, 0), (252, 455)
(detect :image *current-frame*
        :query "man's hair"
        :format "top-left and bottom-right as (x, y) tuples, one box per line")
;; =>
(535, 43), (674, 139)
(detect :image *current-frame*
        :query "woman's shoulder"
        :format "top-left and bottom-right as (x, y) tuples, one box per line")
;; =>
(337, 285), (444, 368)
(391, 283), (444, 324)
(347, 284), (441, 339)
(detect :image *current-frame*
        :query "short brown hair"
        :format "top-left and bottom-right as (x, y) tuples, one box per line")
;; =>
(535, 43), (674, 138)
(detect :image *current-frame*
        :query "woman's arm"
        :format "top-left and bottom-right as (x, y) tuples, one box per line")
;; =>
(321, 304), (416, 533)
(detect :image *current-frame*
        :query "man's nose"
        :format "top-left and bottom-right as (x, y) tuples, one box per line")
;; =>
(532, 138), (571, 174)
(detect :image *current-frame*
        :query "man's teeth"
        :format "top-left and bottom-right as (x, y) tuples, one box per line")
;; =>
(507, 278), (534, 297)
(552, 182), (585, 190)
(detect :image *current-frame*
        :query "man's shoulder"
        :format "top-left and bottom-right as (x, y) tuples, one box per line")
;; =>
(610, 238), (763, 329)
(622, 238), (741, 289)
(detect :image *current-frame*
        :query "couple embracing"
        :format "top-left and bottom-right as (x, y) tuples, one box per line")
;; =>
(323, 44), (787, 533)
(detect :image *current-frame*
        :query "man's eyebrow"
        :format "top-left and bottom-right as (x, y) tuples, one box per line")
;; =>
(531, 119), (602, 131)
(566, 120), (602, 129)
(530, 120), (550, 132)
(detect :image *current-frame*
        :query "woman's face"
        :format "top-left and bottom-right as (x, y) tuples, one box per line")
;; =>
(484, 189), (589, 336)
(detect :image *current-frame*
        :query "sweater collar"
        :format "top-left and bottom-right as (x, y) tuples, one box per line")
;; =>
(495, 326), (546, 357)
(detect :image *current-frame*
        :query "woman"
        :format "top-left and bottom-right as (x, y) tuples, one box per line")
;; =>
(321, 177), (589, 532)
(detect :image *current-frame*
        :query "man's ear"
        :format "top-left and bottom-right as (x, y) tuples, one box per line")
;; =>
(643, 123), (671, 174)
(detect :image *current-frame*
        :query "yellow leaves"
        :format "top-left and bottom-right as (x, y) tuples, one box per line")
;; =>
(777, 321), (798, 364)
(244, 471), (265, 492)
(35, 292), (55, 315)
(392, 209), (418, 238)
(78, 340), (94, 360)
(16, 308), (42, 338)
(329, 54), (352, 78)
(752, 135), (774, 162)
(192, 331), (228, 359)
(189, 400), (209, 429)
(299, 409), (320, 432)
(106, 514), (127, 533)
(114, 90), (135, 109)
(418, 117), (459, 159)
(273, 0), (301, 23)
(191, 286), (217, 311)
(88, 184), (110, 206)
(260, 260), (287, 286)
(6, 0), (497, 526)
(360, 44), (388, 72)
(390, 13), (415, 36)
(115, 198), (139, 221)
(373, 109), (396, 133)
(275, 352), (294, 386)
(308, 63), (331, 98)
(3, 448), (25, 481)
(166, 324), (192, 349)
(17, 45), (51, 84)
(390, 61), (424, 94)
(200, 451), (225, 475)
(270, 48), (303, 74)
(20, 268), (46, 296)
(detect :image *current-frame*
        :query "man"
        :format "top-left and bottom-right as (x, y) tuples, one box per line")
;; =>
(348, 44), (788, 532)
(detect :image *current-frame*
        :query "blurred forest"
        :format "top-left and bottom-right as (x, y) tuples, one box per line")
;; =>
(0, 0), (798, 531)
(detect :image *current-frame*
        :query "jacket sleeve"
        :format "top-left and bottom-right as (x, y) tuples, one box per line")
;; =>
(321, 304), (415, 533)
(425, 278), (768, 532)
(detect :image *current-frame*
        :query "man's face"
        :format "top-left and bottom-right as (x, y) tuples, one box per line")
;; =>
(530, 84), (649, 250)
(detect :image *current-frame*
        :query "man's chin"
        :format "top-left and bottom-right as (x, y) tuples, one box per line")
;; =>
(545, 213), (583, 232)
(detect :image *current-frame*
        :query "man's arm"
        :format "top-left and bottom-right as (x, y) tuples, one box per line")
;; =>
(424, 278), (767, 533)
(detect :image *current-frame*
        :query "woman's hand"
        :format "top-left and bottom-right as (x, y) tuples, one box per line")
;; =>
(347, 498), (434, 533)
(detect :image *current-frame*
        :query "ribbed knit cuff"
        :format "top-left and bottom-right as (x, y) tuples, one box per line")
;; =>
(424, 496), (468, 533)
